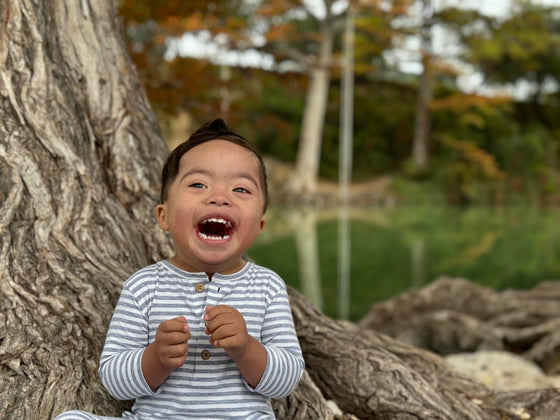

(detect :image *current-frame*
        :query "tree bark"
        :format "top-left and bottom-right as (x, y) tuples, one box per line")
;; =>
(0, 0), (170, 417)
(360, 276), (560, 374)
(289, 285), (560, 419)
(271, 370), (337, 420)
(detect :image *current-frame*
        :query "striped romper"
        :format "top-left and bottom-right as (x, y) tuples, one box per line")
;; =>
(55, 260), (304, 419)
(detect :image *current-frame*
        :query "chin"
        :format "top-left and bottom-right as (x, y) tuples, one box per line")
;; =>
(195, 254), (239, 271)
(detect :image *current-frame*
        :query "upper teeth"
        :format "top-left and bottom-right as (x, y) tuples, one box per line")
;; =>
(202, 218), (231, 227)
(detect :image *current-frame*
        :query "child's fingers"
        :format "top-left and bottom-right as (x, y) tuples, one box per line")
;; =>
(160, 317), (190, 333)
(162, 343), (189, 368)
(208, 324), (232, 341)
(204, 306), (221, 333)
(203, 305), (216, 320)
(205, 304), (237, 318)
(168, 342), (190, 358)
(208, 323), (247, 349)
(209, 333), (240, 350)
(204, 313), (231, 334)
(159, 331), (190, 346)
(173, 316), (189, 332)
(204, 305), (238, 324)
(156, 317), (191, 345)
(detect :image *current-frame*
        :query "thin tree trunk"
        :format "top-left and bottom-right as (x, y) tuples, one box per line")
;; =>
(411, 0), (433, 170)
(293, 2), (335, 195)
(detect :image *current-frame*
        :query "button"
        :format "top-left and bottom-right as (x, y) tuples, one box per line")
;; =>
(201, 350), (210, 360)
(195, 283), (204, 293)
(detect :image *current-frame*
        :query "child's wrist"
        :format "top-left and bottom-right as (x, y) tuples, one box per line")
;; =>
(228, 335), (258, 361)
(142, 342), (175, 390)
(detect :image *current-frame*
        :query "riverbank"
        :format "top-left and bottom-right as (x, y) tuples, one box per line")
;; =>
(263, 156), (560, 208)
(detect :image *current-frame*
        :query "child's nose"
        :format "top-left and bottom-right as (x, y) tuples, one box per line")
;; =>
(209, 197), (230, 206)
(208, 190), (230, 206)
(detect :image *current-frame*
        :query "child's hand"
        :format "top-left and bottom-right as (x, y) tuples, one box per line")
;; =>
(204, 305), (249, 358)
(153, 316), (191, 370)
(204, 305), (267, 388)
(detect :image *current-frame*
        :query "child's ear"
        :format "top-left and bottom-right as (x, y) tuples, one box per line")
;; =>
(259, 218), (266, 233)
(156, 204), (168, 230)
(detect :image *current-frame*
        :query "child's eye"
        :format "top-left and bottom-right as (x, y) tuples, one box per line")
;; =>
(233, 187), (250, 194)
(189, 182), (206, 189)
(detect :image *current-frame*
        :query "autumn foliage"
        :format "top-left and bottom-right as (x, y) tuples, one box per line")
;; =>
(119, 0), (560, 205)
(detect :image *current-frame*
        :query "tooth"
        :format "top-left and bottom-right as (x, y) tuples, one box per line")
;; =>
(198, 232), (231, 240)
(202, 218), (231, 227)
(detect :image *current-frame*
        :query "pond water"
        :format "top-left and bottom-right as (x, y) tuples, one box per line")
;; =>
(248, 206), (560, 322)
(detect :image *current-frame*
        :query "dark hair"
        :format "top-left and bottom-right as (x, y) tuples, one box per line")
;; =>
(160, 118), (268, 212)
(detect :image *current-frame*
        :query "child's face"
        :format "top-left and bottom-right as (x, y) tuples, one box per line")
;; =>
(156, 139), (266, 274)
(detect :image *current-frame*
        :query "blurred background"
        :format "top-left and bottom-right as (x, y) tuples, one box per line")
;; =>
(119, 0), (560, 321)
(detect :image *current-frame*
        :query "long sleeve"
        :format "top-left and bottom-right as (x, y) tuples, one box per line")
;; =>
(98, 284), (155, 400)
(252, 284), (305, 398)
(96, 261), (303, 418)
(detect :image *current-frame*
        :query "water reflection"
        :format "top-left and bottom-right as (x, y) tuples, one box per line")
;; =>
(411, 238), (426, 287)
(292, 210), (323, 310)
(251, 206), (560, 321)
(255, 206), (392, 320)
(285, 206), (354, 319)
(337, 205), (350, 320)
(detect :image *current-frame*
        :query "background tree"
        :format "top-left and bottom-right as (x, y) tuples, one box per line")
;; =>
(118, 0), (412, 197)
(439, 0), (560, 203)
(411, 0), (434, 171)
(114, 0), (560, 205)
(118, 0), (248, 128)
(287, 0), (338, 196)
(462, 0), (560, 123)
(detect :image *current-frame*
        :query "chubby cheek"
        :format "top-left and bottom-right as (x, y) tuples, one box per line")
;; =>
(173, 212), (194, 232)
(166, 205), (197, 235)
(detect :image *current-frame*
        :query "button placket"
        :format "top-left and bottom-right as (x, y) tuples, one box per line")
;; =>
(191, 279), (209, 365)
(199, 282), (222, 362)
(207, 281), (225, 306)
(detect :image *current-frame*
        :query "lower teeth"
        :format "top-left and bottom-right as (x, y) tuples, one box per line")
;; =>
(199, 233), (230, 240)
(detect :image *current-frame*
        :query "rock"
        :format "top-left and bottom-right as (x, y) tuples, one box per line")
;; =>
(445, 350), (560, 391)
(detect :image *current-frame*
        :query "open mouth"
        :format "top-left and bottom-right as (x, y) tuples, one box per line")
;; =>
(198, 217), (234, 241)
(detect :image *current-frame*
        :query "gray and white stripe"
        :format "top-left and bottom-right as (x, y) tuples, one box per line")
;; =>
(69, 260), (304, 419)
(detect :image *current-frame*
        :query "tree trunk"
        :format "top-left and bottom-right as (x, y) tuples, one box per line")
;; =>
(288, 285), (560, 419)
(360, 276), (560, 374)
(292, 1), (335, 196)
(0, 0), (171, 417)
(411, 0), (433, 171)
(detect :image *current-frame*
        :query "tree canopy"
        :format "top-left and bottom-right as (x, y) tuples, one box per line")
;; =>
(117, 0), (560, 205)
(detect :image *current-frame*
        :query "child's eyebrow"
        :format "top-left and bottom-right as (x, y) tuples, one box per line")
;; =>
(179, 168), (211, 182)
(179, 168), (260, 191)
